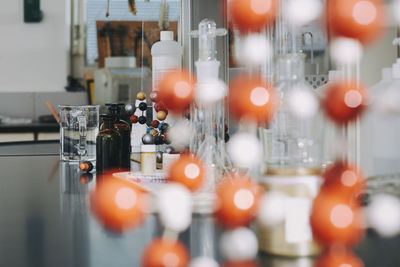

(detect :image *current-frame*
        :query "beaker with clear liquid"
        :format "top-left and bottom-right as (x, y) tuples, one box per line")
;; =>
(59, 105), (99, 162)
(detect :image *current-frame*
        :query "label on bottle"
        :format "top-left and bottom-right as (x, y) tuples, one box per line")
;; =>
(284, 197), (313, 243)
(141, 152), (156, 175)
(152, 55), (181, 92)
(258, 174), (321, 256)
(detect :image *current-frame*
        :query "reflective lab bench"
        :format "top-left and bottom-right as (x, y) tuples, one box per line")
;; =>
(0, 142), (400, 267)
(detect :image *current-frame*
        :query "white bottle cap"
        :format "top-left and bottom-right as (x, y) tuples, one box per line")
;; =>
(141, 144), (156, 153)
(160, 31), (174, 41)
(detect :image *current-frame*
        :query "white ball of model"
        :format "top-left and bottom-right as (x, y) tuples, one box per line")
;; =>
(220, 227), (258, 261)
(189, 257), (219, 267)
(156, 183), (193, 233)
(228, 133), (262, 169)
(257, 191), (287, 228)
(367, 194), (400, 238)
(285, 0), (322, 27)
(286, 86), (319, 119)
(238, 34), (273, 68)
(330, 38), (364, 65)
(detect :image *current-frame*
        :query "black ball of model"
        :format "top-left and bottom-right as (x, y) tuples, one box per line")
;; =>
(160, 123), (169, 133)
(154, 135), (164, 145)
(138, 116), (147, 124)
(139, 102), (148, 111)
(225, 133), (230, 143)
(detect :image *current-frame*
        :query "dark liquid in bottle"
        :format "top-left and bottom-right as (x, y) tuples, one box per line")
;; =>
(115, 120), (131, 170)
(104, 103), (131, 170)
(96, 116), (122, 174)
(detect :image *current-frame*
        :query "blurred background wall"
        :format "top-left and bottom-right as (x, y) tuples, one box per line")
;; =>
(0, 0), (68, 92)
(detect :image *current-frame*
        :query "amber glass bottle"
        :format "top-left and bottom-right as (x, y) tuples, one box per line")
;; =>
(105, 103), (131, 170)
(96, 114), (122, 174)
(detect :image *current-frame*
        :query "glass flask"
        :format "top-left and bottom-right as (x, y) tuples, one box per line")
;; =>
(96, 114), (122, 174)
(190, 19), (226, 162)
(190, 19), (228, 213)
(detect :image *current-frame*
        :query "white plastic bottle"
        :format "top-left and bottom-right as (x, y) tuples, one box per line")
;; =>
(361, 68), (393, 177)
(151, 31), (182, 92)
(362, 61), (400, 177)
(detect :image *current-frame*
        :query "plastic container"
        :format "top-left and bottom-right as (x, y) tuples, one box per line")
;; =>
(361, 63), (400, 177)
(151, 31), (182, 92)
(94, 57), (151, 105)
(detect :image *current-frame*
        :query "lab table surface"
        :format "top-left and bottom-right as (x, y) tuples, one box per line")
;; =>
(0, 144), (400, 267)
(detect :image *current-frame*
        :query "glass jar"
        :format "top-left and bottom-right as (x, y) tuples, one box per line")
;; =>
(258, 168), (322, 257)
(258, 54), (323, 256)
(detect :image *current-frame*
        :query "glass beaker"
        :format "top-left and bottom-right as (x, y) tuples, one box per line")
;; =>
(59, 105), (99, 162)
(266, 54), (323, 172)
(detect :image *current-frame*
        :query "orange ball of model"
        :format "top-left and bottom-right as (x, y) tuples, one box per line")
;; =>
(168, 154), (205, 192)
(321, 80), (368, 125)
(157, 69), (196, 113)
(229, 0), (277, 33)
(322, 161), (366, 199)
(156, 110), (167, 121)
(310, 190), (365, 247)
(91, 176), (148, 232)
(214, 175), (263, 228)
(316, 248), (364, 267)
(325, 0), (385, 45)
(141, 238), (190, 267)
(229, 75), (279, 125)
